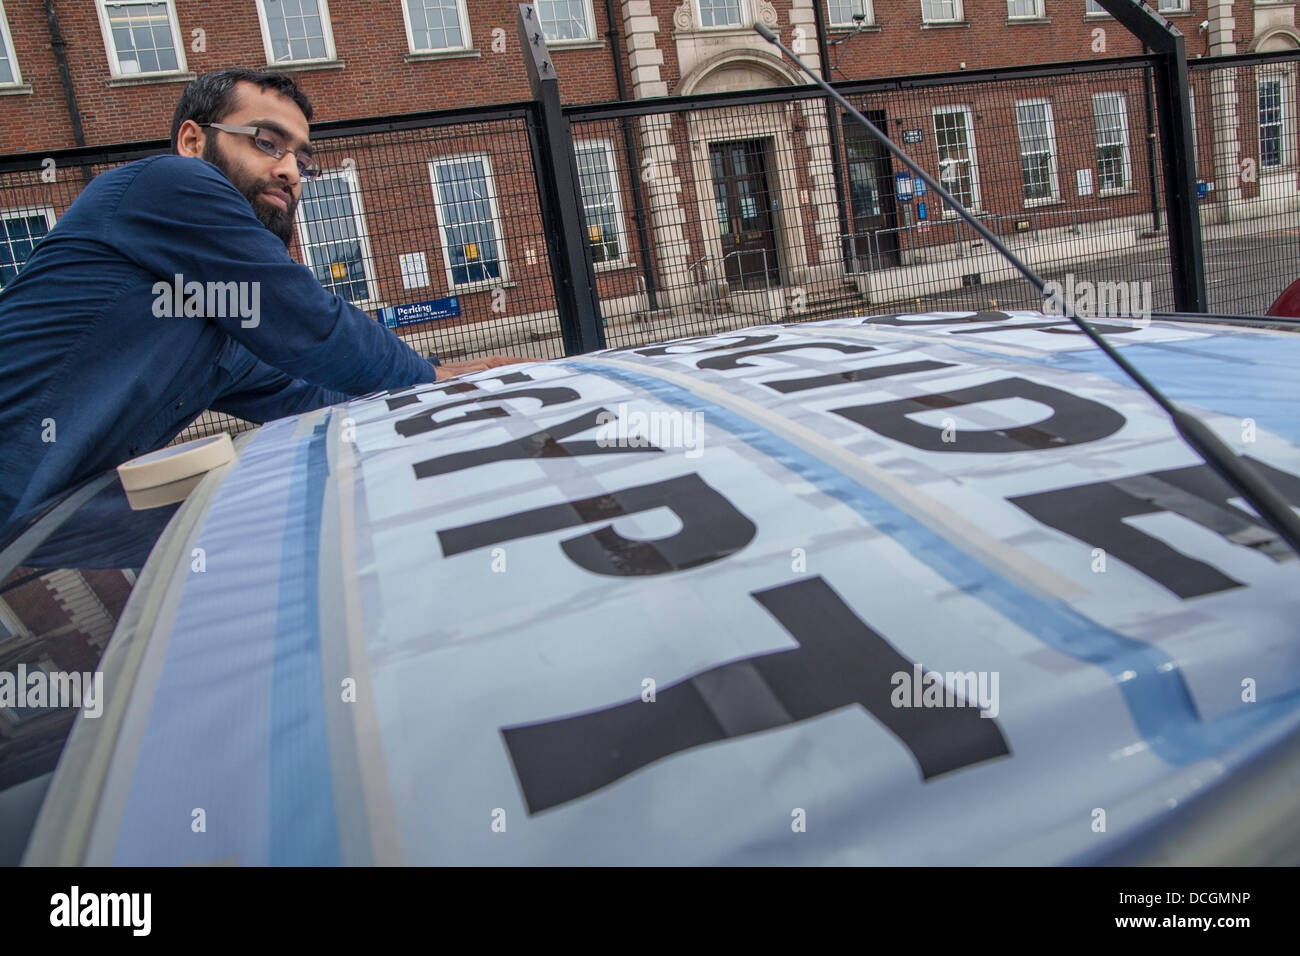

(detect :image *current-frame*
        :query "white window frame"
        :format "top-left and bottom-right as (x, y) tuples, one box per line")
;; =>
(1007, 0), (1044, 18)
(0, 0), (22, 87)
(427, 152), (510, 292)
(1257, 68), (1296, 172)
(575, 139), (630, 271)
(827, 0), (875, 26)
(400, 0), (472, 53)
(0, 206), (56, 291)
(535, 0), (597, 44)
(1015, 98), (1060, 205)
(696, 0), (749, 29)
(1085, 0), (1111, 16)
(255, 0), (337, 66)
(95, 0), (188, 79)
(921, 0), (963, 23)
(932, 105), (981, 216)
(294, 167), (382, 310)
(1092, 91), (1133, 194)
(1156, 0), (1189, 11)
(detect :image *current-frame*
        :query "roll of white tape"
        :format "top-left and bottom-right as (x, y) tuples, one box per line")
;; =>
(116, 433), (235, 491)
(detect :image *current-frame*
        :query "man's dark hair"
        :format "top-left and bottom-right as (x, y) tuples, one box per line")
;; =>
(170, 69), (313, 153)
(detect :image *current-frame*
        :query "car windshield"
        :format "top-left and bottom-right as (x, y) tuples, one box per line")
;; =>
(0, 470), (182, 864)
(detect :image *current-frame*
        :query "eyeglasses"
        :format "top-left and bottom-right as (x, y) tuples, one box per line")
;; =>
(200, 123), (322, 179)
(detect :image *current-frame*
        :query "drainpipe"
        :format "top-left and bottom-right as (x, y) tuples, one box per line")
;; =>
(810, 0), (852, 276)
(605, 0), (659, 310)
(43, 0), (87, 150)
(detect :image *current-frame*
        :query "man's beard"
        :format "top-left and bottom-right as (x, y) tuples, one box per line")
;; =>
(203, 136), (298, 247)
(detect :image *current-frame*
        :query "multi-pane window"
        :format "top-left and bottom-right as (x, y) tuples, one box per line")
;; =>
(0, 1), (20, 86)
(404, 0), (468, 51)
(0, 210), (54, 292)
(575, 141), (627, 266)
(295, 171), (377, 305)
(99, 1), (184, 76)
(1016, 100), (1058, 202)
(699, 0), (745, 27)
(922, 0), (962, 22)
(1260, 76), (1286, 168)
(1157, 0), (1189, 11)
(1007, 0), (1042, 17)
(1085, 0), (1108, 13)
(932, 107), (980, 209)
(1092, 92), (1131, 191)
(259, 0), (333, 63)
(828, 0), (873, 25)
(535, 0), (592, 41)
(430, 155), (507, 287)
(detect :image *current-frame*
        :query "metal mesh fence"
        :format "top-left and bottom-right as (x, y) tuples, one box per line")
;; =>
(1190, 50), (1300, 317)
(570, 58), (1179, 348)
(3, 49), (1299, 451)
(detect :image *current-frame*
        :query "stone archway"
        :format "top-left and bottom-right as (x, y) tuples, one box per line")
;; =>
(1249, 27), (1300, 52)
(675, 49), (805, 97)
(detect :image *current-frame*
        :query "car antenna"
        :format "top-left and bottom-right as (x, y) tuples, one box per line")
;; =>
(755, 21), (1300, 560)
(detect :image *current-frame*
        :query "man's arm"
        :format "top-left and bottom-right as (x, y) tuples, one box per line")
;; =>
(210, 348), (351, 423)
(110, 155), (439, 393)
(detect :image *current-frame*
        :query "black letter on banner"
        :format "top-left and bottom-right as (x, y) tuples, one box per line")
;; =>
(438, 473), (756, 575)
(502, 575), (1010, 813)
(834, 376), (1126, 452)
(634, 334), (779, 357)
(413, 408), (662, 480)
(396, 387), (579, 438)
(764, 360), (958, 395)
(1010, 458), (1300, 598)
(695, 342), (877, 371)
(385, 371), (536, 411)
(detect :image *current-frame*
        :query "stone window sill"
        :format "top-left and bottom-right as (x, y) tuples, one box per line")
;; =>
(405, 48), (481, 63)
(107, 71), (196, 88)
(258, 59), (345, 74)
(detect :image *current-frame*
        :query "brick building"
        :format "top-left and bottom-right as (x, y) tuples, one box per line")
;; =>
(0, 2), (1297, 349)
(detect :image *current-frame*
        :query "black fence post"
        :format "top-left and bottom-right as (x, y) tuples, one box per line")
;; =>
(1095, 0), (1206, 312)
(517, 3), (606, 354)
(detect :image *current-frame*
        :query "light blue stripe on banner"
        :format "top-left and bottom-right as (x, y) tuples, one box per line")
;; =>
(269, 418), (339, 865)
(110, 417), (339, 865)
(564, 359), (1300, 766)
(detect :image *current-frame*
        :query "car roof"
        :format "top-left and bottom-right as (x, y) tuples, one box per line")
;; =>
(17, 310), (1300, 865)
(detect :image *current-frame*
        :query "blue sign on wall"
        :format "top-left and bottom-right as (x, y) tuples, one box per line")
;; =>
(896, 172), (914, 201)
(917, 202), (928, 220)
(380, 296), (461, 328)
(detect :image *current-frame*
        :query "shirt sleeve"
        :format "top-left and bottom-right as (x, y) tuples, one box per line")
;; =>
(210, 349), (352, 423)
(108, 155), (440, 394)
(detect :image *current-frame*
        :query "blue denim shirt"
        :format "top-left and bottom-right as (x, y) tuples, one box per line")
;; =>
(0, 155), (440, 531)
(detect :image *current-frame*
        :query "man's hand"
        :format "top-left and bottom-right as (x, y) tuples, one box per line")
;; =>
(434, 355), (532, 380)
